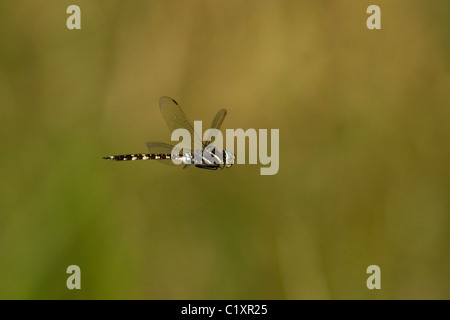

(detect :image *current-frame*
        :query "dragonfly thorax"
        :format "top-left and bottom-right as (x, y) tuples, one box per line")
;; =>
(189, 146), (234, 170)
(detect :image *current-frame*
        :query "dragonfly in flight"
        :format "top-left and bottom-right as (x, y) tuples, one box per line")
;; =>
(103, 96), (234, 170)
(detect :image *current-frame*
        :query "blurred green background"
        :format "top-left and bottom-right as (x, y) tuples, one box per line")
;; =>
(0, 0), (449, 299)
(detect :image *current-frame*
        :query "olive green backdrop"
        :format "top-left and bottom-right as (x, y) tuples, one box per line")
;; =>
(0, 0), (449, 299)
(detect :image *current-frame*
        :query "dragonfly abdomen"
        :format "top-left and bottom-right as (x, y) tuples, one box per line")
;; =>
(103, 153), (172, 161)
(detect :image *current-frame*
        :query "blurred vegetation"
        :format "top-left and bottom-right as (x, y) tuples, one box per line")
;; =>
(0, 0), (449, 299)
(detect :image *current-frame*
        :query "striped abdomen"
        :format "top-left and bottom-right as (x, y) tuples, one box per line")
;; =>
(103, 153), (172, 161)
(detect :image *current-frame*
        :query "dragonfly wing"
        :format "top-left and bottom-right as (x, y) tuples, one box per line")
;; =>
(146, 142), (183, 166)
(211, 109), (227, 130)
(204, 108), (227, 144)
(159, 96), (203, 150)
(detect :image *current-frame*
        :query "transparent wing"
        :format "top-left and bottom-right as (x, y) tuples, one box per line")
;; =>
(146, 142), (180, 154)
(210, 109), (227, 131)
(204, 109), (227, 144)
(146, 142), (182, 166)
(159, 96), (203, 150)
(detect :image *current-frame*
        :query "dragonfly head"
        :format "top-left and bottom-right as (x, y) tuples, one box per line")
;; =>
(223, 150), (234, 168)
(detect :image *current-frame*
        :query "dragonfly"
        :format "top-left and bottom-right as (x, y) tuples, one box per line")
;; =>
(103, 96), (234, 170)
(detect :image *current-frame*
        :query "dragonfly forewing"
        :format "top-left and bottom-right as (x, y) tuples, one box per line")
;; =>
(159, 96), (204, 150)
